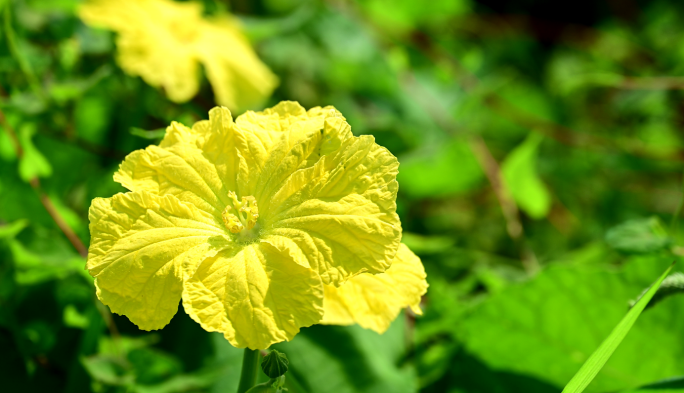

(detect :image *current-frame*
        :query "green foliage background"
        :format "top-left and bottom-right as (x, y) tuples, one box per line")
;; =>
(2, 0), (684, 392)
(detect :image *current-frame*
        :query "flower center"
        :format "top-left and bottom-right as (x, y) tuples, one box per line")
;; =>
(222, 191), (259, 234)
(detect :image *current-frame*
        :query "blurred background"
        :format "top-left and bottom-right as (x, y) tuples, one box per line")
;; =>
(2, 0), (684, 392)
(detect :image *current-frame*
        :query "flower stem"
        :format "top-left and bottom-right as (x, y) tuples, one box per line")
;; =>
(237, 348), (260, 393)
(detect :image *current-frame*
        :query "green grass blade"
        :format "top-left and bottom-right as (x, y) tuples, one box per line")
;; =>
(562, 263), (675, 393)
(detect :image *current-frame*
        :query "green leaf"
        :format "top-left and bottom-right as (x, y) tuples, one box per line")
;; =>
(605, 217), (671, 254)
(459, 256), (684, 393)
(0, 219), (28, 239)
(398, 139), (484, 198)
(130, 127), (167, 140)
(401, 232), (455, 255)
(561, 263), (674, 393)
(501, 132), (552, 219)
(273, 315), (417, 393)
(0, 128), (17, 161)
(630, 272), (684, 310)
(81, 355), (133, 386)
(18, 123), (51, 181)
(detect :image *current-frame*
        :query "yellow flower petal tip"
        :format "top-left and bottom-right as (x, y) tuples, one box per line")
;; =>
(78, 0), (278, 110)
(320, 243), (429, 334)
(87, 101), (403, 349)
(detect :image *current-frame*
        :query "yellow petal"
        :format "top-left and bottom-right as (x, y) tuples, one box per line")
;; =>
(79, 0), (277, 109)
(321, 244), (428, 334)
(80, 0), (204, 103)
(265, 132), (401, 285)
(117, 102), (400, 287)
(87, 191), (229, 330)
(196, 17), (278, 111)
(114, 137), (233, 218)
(182, 242), (323, 349)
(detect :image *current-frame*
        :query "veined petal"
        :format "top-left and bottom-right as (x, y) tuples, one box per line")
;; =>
(321, 244), (428, 334)
(233, 103), (342, 198)
(87, 191), (229, 330)
(265, 132), (401, 285)
(182, 242), (323, 349)
(114, 140), (232, 218)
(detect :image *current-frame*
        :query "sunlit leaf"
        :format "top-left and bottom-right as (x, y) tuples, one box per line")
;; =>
(398, 140), (484, 198)
(460, 256), (684, 393)
(561, 263), (673, 393)
(501, 133), (551, 219)
(18, 123), (52, 181)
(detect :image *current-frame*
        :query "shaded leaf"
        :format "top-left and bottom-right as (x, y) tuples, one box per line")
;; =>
(606, 217), (671, 254)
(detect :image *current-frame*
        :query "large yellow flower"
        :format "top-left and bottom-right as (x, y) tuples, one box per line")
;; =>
(87, 102), (403, 349)
(321, 243), (428, 333)
(79, 0), (278, 111)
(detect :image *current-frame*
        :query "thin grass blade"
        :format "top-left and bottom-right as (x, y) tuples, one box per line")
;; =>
(562, 263), (675, 393)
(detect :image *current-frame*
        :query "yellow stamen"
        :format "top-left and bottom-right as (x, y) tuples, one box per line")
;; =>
(222, 192), (259, 233)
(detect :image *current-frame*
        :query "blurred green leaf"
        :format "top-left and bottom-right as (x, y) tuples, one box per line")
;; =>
(82, 355), (133, 386)
(0, 128), (18, 161)
(273, 317), (416, 393)
(357, 0), (470, 33)
(399, 140), (484, 198)
(605, 217), (672, 254)
(401, 232), (456, 254)
(130, 127), (166, 140)
(460, 256), (684, 393)
(501, 133), (552, 219)
(18, 123), (51, 181)
(561, 263), (673, 393)
(75, 94), (112, 144)
(128, 347), (183, 385)
(0, 219), (28, 238)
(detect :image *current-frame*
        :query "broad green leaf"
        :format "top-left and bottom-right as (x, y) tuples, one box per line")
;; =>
(273, 315), (417, 393)
(561, 263), (673, 393)
(501, 133), (551, 219)
(459, 255), (684, 393)
(398, 140), (484, 198)
(605, 217), (671, 254)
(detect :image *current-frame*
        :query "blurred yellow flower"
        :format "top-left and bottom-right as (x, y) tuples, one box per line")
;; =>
(321, 243), (428, 333)
(87, 101), (402, 349)
(79, 0), (278, 110)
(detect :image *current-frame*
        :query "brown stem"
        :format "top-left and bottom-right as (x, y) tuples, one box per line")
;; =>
(468, 137), (523, 240)
(468, 136), (539, 273)
(0, 109), (88, 257)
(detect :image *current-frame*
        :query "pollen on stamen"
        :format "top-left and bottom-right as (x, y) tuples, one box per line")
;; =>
(222, 192), (259, 234)
(222, 206), (244, 233)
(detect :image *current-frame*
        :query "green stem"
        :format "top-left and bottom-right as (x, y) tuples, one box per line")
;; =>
(237, 348), (260, 393)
